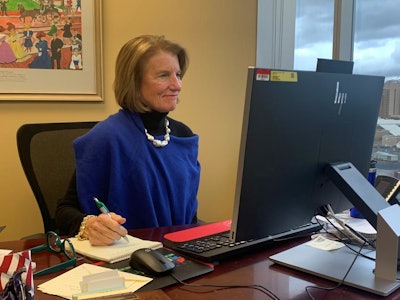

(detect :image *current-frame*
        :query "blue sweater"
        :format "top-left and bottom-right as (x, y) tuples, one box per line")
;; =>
(73, 109), (200, 229)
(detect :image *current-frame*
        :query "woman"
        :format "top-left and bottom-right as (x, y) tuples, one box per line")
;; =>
(28, 31), (51, 69)
(56, 35), (200, 246)
(23, 24), (33, 52)
(61, 17), (72, 45)
(6, 22), (28, 62)
(0, 25), (16, 64)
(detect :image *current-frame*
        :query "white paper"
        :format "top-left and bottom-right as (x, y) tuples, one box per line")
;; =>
(38, 263), (152, 299)
(307, 235), (345, 250)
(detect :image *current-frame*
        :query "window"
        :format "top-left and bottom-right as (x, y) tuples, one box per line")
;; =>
(353, 0), (400, 177)
(258, 0), (400, 176)
(353, 1), (400, 80)
(294, 0), (334, 71)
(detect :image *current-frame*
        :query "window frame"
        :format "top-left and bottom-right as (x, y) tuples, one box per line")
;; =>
(256, 0), (355, 68)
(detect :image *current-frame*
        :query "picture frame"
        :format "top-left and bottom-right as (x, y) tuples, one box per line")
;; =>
(0, 0), (103, 101)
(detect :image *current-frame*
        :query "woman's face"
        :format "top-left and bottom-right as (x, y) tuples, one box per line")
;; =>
(140, 51), (182, 113)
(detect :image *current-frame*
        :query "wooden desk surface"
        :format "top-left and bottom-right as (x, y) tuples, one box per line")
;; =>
(1, 226), (398, 300)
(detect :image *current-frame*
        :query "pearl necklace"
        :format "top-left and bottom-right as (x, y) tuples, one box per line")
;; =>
(144, 118), (171, 147)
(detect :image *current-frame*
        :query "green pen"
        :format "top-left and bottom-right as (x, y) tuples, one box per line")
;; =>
(93, 197), (129, 242)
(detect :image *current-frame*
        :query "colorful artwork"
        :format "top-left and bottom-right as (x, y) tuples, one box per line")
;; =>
(0, 0), (83, 70)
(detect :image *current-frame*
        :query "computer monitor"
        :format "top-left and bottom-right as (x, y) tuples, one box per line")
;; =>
(230, 67), (386, 242)
(316, 58), (354, 74)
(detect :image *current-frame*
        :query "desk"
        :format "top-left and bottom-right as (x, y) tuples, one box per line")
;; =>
(1, 226), (398, 300)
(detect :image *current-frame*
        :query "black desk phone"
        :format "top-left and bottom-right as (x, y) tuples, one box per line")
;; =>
(375, 175), (400, 205)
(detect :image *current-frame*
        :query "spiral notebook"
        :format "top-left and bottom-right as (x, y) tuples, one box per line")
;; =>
(70, 235), (163, 263)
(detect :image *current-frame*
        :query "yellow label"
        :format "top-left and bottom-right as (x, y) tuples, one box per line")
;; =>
(270, 71), (298, 82)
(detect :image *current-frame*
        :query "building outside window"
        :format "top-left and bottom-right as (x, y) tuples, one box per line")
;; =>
(353, 1), (400, 176)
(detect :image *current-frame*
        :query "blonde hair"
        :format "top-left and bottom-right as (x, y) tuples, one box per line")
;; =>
(113, 35), (189, 112)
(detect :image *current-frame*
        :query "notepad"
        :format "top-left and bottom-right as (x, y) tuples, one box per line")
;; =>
(70, 235), (162, 263)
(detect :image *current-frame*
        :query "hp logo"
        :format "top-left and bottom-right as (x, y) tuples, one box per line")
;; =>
(334, 81), (348, 115)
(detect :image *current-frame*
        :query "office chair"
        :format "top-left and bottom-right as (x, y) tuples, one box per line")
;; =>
(16, 122), (97, 237)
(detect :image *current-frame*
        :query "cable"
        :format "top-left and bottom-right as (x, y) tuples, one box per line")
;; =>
(169, 272), (281, 300)
(324, 204), (367, 245)
(344, 223), (376, 249)
(315, 205), (376, 251)
(314, 213), (375, 261)
(305, 240), (367, 300)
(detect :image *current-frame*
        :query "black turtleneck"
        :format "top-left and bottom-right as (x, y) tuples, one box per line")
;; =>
(139, 111), (194, 138)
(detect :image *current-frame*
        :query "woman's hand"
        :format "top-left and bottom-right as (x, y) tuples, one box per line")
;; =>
(84, 213), (128, 246)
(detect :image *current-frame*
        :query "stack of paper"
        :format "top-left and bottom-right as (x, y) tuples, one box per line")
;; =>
(38, 263), (152, 300)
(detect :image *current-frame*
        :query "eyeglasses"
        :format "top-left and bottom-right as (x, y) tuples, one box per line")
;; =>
(30, 231), (77, 277)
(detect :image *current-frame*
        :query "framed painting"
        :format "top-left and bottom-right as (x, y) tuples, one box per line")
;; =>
(0, 0), (103, 101)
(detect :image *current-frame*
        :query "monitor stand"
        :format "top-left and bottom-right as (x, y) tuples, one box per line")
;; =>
(269, 241), (400, 296)
(270, 162), (400, 296)
(325, 162), (390, 229)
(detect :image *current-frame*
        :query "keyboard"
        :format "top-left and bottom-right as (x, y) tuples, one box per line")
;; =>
(163, 220), (322, 262)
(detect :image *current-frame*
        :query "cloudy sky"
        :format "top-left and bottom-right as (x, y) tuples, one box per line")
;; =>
(294, 0), (400, 80)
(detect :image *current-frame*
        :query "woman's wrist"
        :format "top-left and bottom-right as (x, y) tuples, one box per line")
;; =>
(75, 215), (96, 240)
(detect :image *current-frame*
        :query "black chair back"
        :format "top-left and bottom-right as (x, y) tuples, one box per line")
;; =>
(17, 122), (97, 233)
